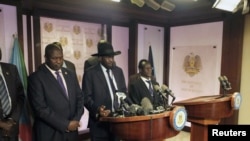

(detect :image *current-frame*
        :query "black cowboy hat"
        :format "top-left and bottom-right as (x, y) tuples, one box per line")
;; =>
(91, 41), (121, 56)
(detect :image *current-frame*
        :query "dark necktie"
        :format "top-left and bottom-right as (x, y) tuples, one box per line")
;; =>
(146, 80), (154, 97)
(55, 71), (68, 98)
(106, 69), (119, 110)
(0, 74), (11, 117)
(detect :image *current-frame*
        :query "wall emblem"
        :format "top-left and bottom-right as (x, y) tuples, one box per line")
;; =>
(59, 37), (68, 47)
(74, 50), (81, 60)
(183, 53), (202, 77)
(86, 39), (93, 48)
(44, 22), (53, 33)
(73, 25), (81, 35)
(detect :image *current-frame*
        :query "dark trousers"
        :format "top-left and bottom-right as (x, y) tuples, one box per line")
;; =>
(0, 136), (18, 141)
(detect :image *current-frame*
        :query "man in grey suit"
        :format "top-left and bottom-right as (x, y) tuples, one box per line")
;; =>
(0, 48), (25, 141)
(82, 41), (127, 141)
(27, 43), (84, 141)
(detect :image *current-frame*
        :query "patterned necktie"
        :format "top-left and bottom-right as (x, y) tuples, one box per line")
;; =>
(106, 69), (119, 110)
(0, 74), (11, 117)
(55, 71), (68, 97)
(146, 80), (154, 97)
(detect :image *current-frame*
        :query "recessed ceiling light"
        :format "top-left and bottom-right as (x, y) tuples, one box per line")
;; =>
(111, 0), (121, 2)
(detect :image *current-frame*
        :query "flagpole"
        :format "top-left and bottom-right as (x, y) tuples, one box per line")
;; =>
(11, 37), (32, 141)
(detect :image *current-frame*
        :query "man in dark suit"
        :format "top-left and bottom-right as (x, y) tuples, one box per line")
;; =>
(82, 41), (127, 141)
(83, 56), (98, 72)
(27, 43), (84, 141)
(128, 59), (156, 87)
(64, 60), (76, 72)
(128, 59), (163, 109)
(83, 40), (117, 72)
(0, 48), (25, 141)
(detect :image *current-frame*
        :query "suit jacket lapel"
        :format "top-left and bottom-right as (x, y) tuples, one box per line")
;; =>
(139, 78), (154, 102)
(1, 64), (12, 95)
(41, 65), (69, 100)
(96, 65), (109, 89)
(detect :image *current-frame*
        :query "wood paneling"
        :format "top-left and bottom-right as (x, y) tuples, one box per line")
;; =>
(220, 15), (244, 125)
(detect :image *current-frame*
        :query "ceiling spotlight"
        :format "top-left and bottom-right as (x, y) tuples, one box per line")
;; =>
(111, 0), (121, 2)
(242, 0), (249, 14)
(161, 0), (176, 12)
(131, 0), (145, 7)
(212, 0), (242, 13)
(145, 0), (161, 10)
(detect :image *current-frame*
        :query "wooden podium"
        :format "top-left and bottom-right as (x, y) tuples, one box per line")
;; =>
(100, 106), (187, 141)
(174, 92), (242, 141)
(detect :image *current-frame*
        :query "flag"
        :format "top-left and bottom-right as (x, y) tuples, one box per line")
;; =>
(148, 45), (155, 77)
(11, 37), (32, 141)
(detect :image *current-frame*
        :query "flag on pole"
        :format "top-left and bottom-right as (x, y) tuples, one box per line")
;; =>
(148, 45), (155, 77)
(10, 37), (32, 141)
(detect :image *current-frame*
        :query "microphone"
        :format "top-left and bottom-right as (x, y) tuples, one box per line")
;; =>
(115, 91), (131, 111)
(116, 91), (127, 99)
(223, 76), (232, 90)
(128, 104), (144, 116)
(218, 76), (232, 98)
(218, 76), (226, 89)
(153, 85), (168, 100)
(161, 84), (176, 105)
(116, 91), (133, 105)
(116, 91), (146, 116)
(140, 97), (153, 115)
(218, 76), (232, 91)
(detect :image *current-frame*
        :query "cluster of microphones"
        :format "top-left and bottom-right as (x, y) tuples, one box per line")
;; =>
(218, 75), (232, 98)
(114, 84), (176, 117)
(112, 76), (232, 117)
(218, 76), (232, 91)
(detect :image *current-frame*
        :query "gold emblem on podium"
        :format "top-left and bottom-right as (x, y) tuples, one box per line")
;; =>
(231, 92), (242, 110)
(44, 22), (53, 33)
(73, 25), (81, 35)
(177, 114), (183, 125)
(183, 53), (202, 77)
(170, 106), (187, 131)
(74, 50), (81, 60)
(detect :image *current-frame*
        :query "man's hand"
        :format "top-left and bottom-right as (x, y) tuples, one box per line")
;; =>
(0, 119), (16, 136)
(67, 120), (80, 132)
(98, 105), (111, 117)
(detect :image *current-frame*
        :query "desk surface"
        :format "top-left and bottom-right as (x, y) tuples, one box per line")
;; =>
(100, 111), (171, 123)
(174, 94), (232, 105)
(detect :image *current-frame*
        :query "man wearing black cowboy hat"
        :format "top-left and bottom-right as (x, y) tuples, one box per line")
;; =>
(82, 40), (127, 141)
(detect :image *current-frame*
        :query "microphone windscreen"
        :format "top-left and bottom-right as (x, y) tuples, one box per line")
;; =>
(153, 85), (160, 92)
(141, 97), (153, 115)
(128, 104), (143, 115)
(218, 76), (224, 82)
(116, 92), (127, 100)
(161, 84), (168, 91)
(223, 76), (228, 81)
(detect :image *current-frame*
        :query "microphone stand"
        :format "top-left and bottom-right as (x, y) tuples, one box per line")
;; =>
(116, 103), (125, 117)
(118, 97), (131, 117)
(159, 92), (173, 111)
